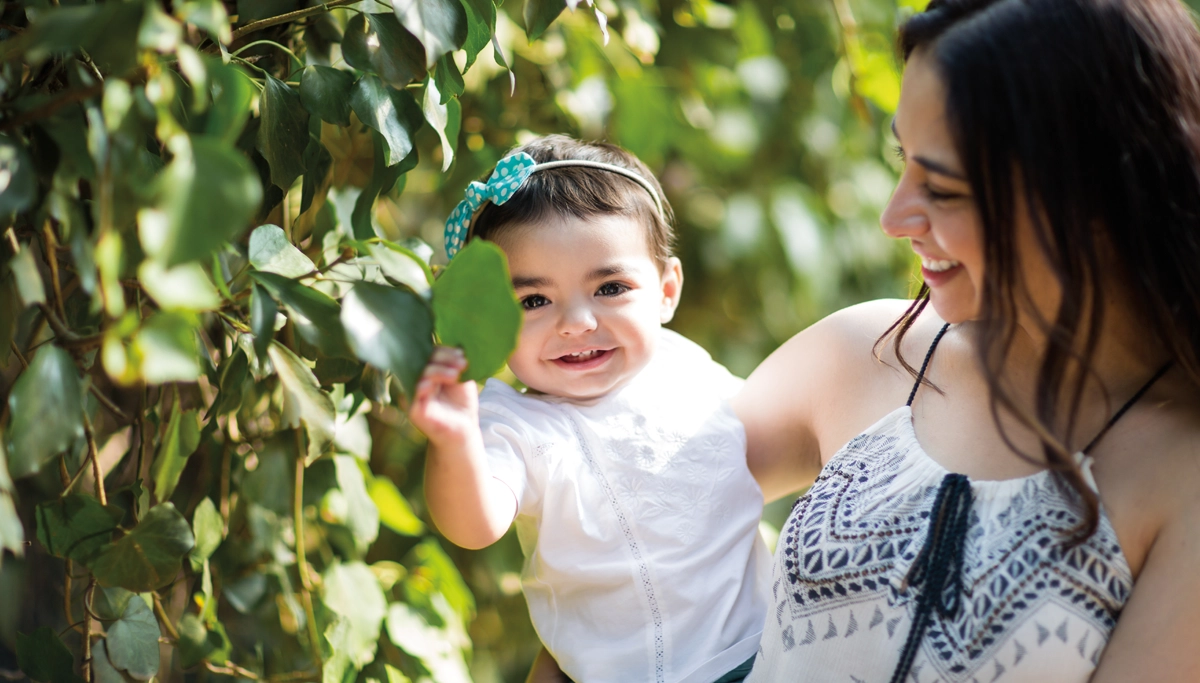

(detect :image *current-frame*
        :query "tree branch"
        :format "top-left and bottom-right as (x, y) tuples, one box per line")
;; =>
(218, 0), (359, 50)
(0, 83), (104, 132)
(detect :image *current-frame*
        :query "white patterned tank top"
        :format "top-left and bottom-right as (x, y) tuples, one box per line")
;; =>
(747, 324), (1169, 683)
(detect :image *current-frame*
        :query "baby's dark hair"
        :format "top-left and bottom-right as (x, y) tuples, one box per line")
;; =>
(470, 135), (675, 267)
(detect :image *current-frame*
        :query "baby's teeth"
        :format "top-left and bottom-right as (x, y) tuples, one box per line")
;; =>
(921, 257), (960, 272)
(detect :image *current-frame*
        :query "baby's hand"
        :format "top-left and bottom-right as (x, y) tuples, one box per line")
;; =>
(407, 347), (479, 444)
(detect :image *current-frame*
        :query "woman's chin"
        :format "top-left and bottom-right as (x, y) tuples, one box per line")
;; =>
(926, 289), (981, 325)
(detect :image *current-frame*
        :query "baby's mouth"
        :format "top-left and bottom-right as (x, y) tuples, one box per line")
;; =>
(555, 349), (612, 364)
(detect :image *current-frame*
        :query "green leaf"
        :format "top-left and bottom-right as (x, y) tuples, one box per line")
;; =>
(177, 613), (230, 668)
(392, 0), (467, 68)
(92, 641), (134, 683)
(342, 13), (427, 90)
(189, 497), (223, 572)
(204, 60), (255, 145)
(351, 137), (417, 240)
(322, 562), (387, 668)
(249, 224), (316, 278)
(523, 0), (567, 41)
(341, 282), (433, 401)
(433, 55), (465, 104)
(139, 136), (262, 268)
(349, 75), (425, 167)
(267, 342), (336, 464)
(178, 0), (232, 44)
(369, 241), (433, 295)
(251, 272), (352, 359)
(459, 0), (495, 69)
(249, 284), (278, 362)
(151, 401), (201, 503)
(105, 596), (160, 680)
(2, 2), (145, 75)
(10, 248), (45, 308)
(6, 345), (83, 478)
(91, 503), (195, 592)
(300, 122), (332, 215)
(138, 261), (222, 311)
(92, 587), (133, 622)
(0, 135), (35, 216)
(368, 477), (425, 536)
(242, 437), (294, 515)
(431, 240), (522, 382)
(35, 495), (121, 562)
(422, 79), (459, 172)
(257, 74), (311, 191)
(16, 627), (85, 683)
(209, 349), (249, 418)
(407, 538), (475, 623)
(332, 456), (379, 552)
(134, 312), (202, 385)
(300, 66), (356, 127)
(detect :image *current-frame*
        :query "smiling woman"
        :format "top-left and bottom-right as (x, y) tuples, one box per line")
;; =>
(736, 0), (1200, 681)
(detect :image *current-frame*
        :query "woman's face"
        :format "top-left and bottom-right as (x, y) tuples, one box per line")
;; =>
(881, 49), (985, 323)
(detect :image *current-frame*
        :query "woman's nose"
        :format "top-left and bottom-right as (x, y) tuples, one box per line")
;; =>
(556, 298), (598, 335)
(880, 173), (930, 239)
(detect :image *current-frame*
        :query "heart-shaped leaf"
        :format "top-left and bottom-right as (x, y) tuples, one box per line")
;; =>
(431, 240), (522, 381)
(341, 282), (433, 400)
(35, 495), (122, 562)
(105, 596), (160, 680)
(6, 345), (84, 479)
(90, 503), (195, 592)
(257, 74), (310, 191)
(16, 627), (85, 683)
(300, 65), (356, 127)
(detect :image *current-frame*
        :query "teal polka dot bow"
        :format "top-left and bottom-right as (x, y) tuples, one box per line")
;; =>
(444, 153), (537, 258)
(443, 152), (666, 258)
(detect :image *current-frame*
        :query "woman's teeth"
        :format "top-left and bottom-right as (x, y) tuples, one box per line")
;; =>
(921, 257), (960, 273)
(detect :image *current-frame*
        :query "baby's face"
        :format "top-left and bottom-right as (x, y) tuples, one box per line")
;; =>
(496, 214), (682, 401)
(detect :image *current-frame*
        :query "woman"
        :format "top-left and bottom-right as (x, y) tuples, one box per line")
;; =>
(737, 0), (1200, 681)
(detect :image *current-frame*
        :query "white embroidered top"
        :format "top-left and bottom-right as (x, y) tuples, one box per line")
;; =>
(479, 329), (771, 683)
(746, 406), (1132, 683)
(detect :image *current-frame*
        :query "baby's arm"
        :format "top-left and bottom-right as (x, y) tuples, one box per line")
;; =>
(408, 347), (517, 549)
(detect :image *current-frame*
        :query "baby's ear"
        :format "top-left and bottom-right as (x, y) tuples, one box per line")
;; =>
(659, 257), (684, 323)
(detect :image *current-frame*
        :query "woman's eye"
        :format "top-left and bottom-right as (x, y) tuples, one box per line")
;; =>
(596, 282), (629, 297)
(922, 184), (959, 202)
(521, 295), (550, 310)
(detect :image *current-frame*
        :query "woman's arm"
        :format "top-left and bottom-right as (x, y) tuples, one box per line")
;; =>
(1090, 450), (1200, 681)
(736, 299), (916, 503)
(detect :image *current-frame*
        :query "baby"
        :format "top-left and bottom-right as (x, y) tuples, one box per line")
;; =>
(408, 135), (768, 683)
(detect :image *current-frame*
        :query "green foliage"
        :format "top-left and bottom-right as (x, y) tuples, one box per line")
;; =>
(0, 0), (921, 681)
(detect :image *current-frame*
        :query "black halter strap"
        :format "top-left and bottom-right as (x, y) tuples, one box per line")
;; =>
(906, 323), (951, 407)
(1081, 361), (1173, 454)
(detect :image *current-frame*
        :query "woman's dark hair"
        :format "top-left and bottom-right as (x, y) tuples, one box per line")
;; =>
(887, 0), (1200, 541)
(470, 135), (675, 267)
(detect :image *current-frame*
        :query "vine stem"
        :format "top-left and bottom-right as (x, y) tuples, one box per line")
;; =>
(81, 414), (107, 506)
(83, 580), (95, 683)
(205, 0), (359, 52)
(293, 430), (324, 672)
(152, 593), (180, 641)
(42, 222), (66, 321)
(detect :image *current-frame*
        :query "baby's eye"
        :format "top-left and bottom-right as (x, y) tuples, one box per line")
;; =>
(521, 294), (550, 310)
(596, 282), (629, 297)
